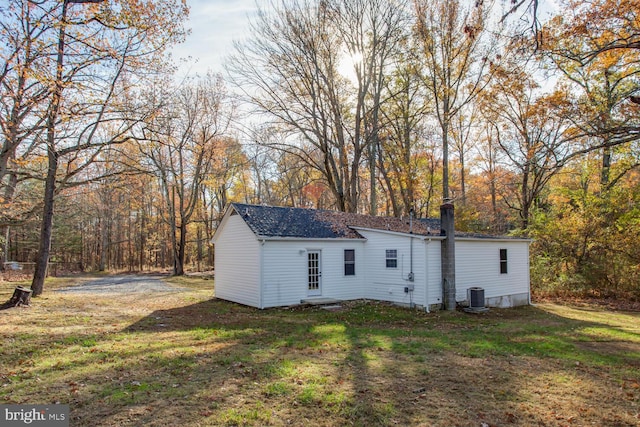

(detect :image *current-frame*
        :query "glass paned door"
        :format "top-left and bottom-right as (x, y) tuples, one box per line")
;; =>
(308, 251), (321, 296)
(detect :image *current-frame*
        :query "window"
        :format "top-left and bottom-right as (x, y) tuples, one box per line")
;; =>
(386, 249), (398, 268)
(500, 249), (508, 274)
(344, 249), (355, 276)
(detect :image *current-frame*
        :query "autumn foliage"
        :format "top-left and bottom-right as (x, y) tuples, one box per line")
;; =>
(1, 0), (639, 300)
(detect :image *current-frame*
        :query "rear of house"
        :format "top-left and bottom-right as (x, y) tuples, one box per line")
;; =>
(212, 207), (262, 307)
(455, 238), (530, 307)
(261, 239), (367, 308)
(212, 203), (530, 310)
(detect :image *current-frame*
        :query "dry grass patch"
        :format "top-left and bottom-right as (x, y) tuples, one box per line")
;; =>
(1, 277), (639, 426)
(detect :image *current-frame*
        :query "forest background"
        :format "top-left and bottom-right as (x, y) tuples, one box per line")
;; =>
(1, 0), (638, 300)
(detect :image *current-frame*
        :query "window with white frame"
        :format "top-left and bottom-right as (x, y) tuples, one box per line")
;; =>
(386, 249), (398, 268)
(344, 249), (355, 276)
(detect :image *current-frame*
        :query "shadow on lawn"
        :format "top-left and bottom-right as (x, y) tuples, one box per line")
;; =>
(40, 299), (640, 426)
(119, 298), (400, 425)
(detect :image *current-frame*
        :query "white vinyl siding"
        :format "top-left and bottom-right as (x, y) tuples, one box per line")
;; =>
(213, 214), (261, 307)
(213, 208), (530, 310)
(425, 240), (442, 307)
(260, 240), (366, 308)
(455, 240), (530, 305)
(358, 230), (428, 307)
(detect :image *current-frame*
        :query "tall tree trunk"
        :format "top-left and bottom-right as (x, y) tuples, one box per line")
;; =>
(99, 214), (108, 271)
(521, 163), (530, 230)
(196, 225), (203, 272)
(601, 147), (611, 191)
(1, 226), (9, 269)
(127, 205), (133, 272)
(460, 155), (466, 206)
(31, 149), (58, 296)
(169, 185), (179, 275)
(1, 170), (18, 268)
(139, 208), (145, 271)
(31, 0), (69, 296)
(369, 140), (377, 215)
(442, 118), (450, 201)
(174, 221), (186, 276)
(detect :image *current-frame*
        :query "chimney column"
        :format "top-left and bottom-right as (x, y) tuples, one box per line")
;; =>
(440, 203), (456, 310)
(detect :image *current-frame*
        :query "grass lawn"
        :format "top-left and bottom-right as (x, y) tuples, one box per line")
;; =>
(1, 275), (639, 426)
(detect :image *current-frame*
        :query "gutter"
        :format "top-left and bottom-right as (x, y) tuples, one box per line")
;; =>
(453, 236), (532, 243)
(350, 226), (444, 240)
(255, 236), (367, 242)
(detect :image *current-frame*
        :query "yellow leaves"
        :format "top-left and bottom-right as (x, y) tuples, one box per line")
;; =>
(544, 0), (640, 62)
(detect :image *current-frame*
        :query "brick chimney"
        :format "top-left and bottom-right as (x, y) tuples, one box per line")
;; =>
(440, 203), (456, 310)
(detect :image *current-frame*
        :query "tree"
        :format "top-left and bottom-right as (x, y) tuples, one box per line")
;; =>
(472, 122), (511, 232)
(499, 0), (543, 46)
(330, 0), (409, 214)
(414, 0), (498, 202)
(140, 74), (231, 276)
(479, 60), (575, 230)
(0, 1), (52, 267)
(541, 2), (640, 190)
(3, 0), (189, 295)
(450, 105), (479, 205)
(228, 0), (407, 212)
(376, 56), (431, 217)
(541, 0), (640, 63)
(198, 135), (247, 266)
(530, 154), (640, 299)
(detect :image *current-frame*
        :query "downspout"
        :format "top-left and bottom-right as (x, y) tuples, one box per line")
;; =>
(424, 239), (431, 313)
(409, 208), (414, 282)
(260, 239), (265, 309)
(408, 209), (415, 309)
(527, 241), (532, 306)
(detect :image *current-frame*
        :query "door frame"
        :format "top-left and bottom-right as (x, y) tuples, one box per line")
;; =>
(307, 250), (322, 296)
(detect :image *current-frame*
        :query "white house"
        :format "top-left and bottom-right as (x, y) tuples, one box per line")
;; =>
(211, 203), (531, 311)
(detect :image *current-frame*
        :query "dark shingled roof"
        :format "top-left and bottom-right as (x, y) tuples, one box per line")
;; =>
(231, 203), (358, 238)
(230, 203), (440, 239)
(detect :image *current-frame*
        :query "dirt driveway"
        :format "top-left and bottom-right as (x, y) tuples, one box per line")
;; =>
(57, 273), (184, 294)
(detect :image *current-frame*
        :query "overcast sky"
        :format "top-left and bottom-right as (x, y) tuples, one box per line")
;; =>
(170, 0), (259, 78)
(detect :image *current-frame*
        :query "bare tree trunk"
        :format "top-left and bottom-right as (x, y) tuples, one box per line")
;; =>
(99, 214), (108, 271)
(369, 140), (377, 215)
(1, 226), (8, 269)
(196, 225), (203, 272)
(31, 0), (69, 296)
(441, 118), (450, 201)
(521, 163), (531, 230)
(31, 149), (58, 296)
(601, 147), (611, 190)
(460, 155), (466, 206)
(175, 221), (187, 275)
(127, 203), (133, 272)
(139, 206), (145, 271)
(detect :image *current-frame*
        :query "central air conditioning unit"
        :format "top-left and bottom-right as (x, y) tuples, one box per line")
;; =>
(468, 287), (485, 308)
(465, 287), (488, 313)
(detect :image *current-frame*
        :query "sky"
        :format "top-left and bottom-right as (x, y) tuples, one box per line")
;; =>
(170, 0), (260, 78)
(171, 0), (561, 79)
